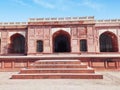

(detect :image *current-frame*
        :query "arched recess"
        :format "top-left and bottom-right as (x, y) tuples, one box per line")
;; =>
(53, 30), (71, 53)
(9, 33), (25, 54)
(99, 31), (118, 52)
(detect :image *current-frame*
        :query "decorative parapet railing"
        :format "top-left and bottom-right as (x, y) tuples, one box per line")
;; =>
(1, 18), (120, 26)
(95, 19), (120, 23)
(0, 22), (28, 26)
(29, 16), (94, 22)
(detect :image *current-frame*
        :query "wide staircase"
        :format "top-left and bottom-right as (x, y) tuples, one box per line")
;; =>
(11, 59), (103, 79)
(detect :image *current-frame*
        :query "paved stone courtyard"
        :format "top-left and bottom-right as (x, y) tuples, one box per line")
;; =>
(0, 70), (120, 90)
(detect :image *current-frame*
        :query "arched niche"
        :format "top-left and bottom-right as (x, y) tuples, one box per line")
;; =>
(99, 31), (118, 52)
(9, 33), (25, 54)
(53, 30), (71, 53)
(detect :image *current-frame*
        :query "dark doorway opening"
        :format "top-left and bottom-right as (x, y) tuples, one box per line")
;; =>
(99, 32), (118, 52)
(9, 33), (25, 54)
(36, 40), (43, 52)
(53, 30), (71, 53)
(80, 39), (87, 52)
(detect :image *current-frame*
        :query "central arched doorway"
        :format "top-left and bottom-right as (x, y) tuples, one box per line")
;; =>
(9, 33), (25, 54)
(53, 30), (71, 53)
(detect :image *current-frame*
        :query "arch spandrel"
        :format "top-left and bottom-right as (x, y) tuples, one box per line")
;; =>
(8, 32), (26, 38)
(51, 28), (71, 35)
(98, 29), (117, 36)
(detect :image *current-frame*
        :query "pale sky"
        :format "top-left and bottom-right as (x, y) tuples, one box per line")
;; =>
(0, 0), (120, 22)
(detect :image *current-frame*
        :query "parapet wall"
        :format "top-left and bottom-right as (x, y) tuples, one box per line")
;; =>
(28, 16), (95, 22)
(0, 17), (120, 27)
(0, 22), (28, 26)
(95, 19), (120, 23)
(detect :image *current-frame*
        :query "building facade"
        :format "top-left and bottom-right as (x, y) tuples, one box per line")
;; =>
(0, 16), (120, 55)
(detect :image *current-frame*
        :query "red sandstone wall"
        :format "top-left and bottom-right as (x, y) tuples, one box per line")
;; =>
(27, 24), (94, 54)
(0, 19), (120, 55)
(27, 26), (51, 55)
(0, 26), (27, 55)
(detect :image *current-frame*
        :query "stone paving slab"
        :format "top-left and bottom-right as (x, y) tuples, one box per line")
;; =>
(0, 71), (120, 90)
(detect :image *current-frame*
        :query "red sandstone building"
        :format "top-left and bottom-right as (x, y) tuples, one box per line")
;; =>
(0, 16), (120, 69)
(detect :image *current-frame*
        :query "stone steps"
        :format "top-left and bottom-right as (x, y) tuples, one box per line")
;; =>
(35, 60), (81, 64)
(19, 68), (94, 74)
(11, 59), (103, 79)
(11, 73), (103, 79)
(30, 64), (88, 68)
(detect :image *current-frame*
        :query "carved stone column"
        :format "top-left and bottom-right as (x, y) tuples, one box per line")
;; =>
(1, 31), (8, 55)
(27, 27), (36, 55)
(71, 27), (79, 53)
(43, 28), (51, 53)
(87, 26), (96, 53)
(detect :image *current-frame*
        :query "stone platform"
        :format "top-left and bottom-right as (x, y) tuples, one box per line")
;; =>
(0, 54), (120, 71)
(11, 59), (103, 79)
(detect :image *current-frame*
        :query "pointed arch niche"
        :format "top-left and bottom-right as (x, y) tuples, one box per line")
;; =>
(9, 33), (25, 54)
(53, 30), (71, 53)
(99, 31), (118, 52)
